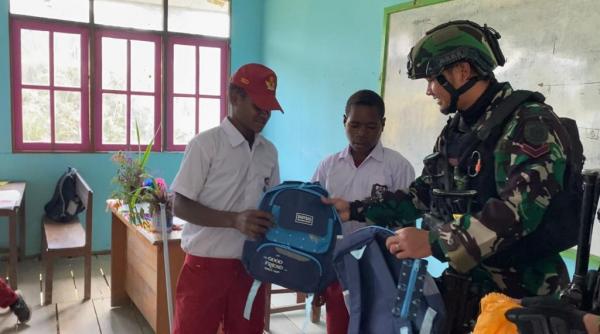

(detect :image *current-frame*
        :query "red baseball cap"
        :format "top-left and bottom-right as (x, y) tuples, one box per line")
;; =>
(231, 63), (284, 112)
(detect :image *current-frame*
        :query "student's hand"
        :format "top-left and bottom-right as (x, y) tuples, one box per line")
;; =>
(233, 210), (274, 239)
(321, 197), (350, 221)
(385, 227), (432, 259)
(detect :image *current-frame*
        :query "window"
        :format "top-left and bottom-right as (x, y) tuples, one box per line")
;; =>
(95, 30), (161, 151)
(9, 0), (229, 153)
(11, 19), (90, 151)
(9, 0), (89, 23)
(167, 37), (227, 151)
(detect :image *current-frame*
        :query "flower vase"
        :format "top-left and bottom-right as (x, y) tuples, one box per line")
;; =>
(151, 210), (173, 232)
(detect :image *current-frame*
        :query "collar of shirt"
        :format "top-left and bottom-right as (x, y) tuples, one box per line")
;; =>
(221, 117), (265, 149)
(338, 141), (384, 165)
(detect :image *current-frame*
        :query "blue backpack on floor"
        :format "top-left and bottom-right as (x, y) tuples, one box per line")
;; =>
(334, 226), (446, 334)
(241, 181), (341, 318)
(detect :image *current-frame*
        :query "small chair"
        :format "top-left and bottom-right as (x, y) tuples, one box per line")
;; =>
(41, 171), (93, 305)
(264, 284), (321, 332)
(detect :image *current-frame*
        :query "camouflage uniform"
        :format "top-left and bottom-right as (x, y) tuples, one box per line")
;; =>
(349, 21), (572, 316)
(352, 82), (570, 298)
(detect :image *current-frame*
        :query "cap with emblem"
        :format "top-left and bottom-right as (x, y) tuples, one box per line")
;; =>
(231, 63), (283, 112)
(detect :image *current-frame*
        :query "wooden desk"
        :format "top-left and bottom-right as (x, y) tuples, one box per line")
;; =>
(110, 207), (185, 334)
(0, 182), (26, 289)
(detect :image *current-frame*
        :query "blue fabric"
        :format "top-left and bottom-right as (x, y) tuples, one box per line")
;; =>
(242, 181), (341, 293)
(333, 226), (446, 334)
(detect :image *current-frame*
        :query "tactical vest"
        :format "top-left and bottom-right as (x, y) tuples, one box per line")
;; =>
(431, 90), (583, 267)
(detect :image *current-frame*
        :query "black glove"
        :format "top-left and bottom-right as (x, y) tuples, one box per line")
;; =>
(505, 296), (587, 334)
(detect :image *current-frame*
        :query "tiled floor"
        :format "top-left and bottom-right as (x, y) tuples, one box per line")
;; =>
(0, 255), (327, 333)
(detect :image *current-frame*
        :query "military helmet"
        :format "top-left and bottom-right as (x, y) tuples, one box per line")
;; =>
(406, 20), (505, 79)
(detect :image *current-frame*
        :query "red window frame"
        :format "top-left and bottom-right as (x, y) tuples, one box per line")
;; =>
(10, 19), (90, 152)
(166, 36), (228, 151)
(94, 29), (162, 152)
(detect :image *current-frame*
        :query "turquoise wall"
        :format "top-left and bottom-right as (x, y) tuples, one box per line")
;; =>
(0, 0), (264, 255)
(261, 0), (408, 180)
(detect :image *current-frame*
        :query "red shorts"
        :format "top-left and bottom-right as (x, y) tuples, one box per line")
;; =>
(323, 280), (349, 334)
(0, 278), (17, 308)
(173, 255), (266, 334)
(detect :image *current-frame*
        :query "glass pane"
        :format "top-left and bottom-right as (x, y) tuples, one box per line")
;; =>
(173, 44), (195, 94)
(131, 40), (155, 93)
(102, 93), (127, 145)
(169, 0), (229, 37)
(130, 95), (155, 145)
(22, 89), (50, 143)
(198, 98), (220, 133)
(102, 37), (127, 91)
(10, 0), (89, 23)
(54, 91), (81, 143)
(199, 47), (221, 95)
(20, 29), (49, 86)
(173, 97), (195, 145)
(54, 32), (81, 88)
(95, 0), (162, 31)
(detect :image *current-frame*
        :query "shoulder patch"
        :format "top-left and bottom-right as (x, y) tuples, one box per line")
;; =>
(523, 120), (549, 146)
(514, 142), (550, 158)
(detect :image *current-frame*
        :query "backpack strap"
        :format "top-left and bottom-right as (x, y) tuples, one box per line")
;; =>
(475, 90), (543, 141)
(342, 248), (364, 334)
(243, 279), (262, 320)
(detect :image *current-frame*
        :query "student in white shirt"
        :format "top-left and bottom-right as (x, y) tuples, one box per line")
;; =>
(312, 89), (415, 334)
(171, 64), (283, 334)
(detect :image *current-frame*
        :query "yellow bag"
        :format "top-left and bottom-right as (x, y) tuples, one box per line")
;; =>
(473, 293), (521, 334)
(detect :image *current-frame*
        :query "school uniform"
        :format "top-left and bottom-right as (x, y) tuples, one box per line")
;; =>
(171, 117), (280, 334)
(0, 278), (18, 308)
(312, 141), (415, 334)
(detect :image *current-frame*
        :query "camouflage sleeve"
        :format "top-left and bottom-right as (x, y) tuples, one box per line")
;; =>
(349, 175), (432, 228)
(431, 103), (568, 273)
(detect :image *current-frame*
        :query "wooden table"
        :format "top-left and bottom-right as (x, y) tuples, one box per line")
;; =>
(110, 206), (185, 334)
(0, 182), (26, 289)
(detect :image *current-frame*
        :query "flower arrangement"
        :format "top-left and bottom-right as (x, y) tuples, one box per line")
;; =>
(110, 147), (150, 225)
(110, 123), (172, 228)
(141, 177), (174, 227)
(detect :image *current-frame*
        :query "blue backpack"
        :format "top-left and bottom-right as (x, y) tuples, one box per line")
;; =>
(333, 226), (446, 334)
(241, 181), (341, 319)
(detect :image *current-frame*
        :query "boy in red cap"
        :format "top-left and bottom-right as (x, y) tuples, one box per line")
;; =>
(171, 63), (283, 334)
(0, 279), (31, 324)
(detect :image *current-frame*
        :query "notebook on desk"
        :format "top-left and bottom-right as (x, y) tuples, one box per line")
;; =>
(0, 190), (21, 210)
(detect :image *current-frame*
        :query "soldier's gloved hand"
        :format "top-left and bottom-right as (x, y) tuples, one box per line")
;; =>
(505, 296), (587, 334)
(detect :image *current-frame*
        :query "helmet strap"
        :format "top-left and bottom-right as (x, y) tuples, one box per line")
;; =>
(436, 75), (479, 114)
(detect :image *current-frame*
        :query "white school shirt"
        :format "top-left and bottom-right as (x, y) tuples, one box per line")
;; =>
(312, 142), (415, 235)
(171, 118), (280, 259)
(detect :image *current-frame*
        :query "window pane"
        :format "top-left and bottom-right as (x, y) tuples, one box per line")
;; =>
(173, 44), (195, 94)
(95, 0), (162, 31)
(173, 97), (195, 145)
(54, 32), (81, 88)
(10, 0), (89, 23)
(131, 40), (156, 93)
(199, 47), (221, 95)
(130, 95), (155, 145)
(22, 89), (50, 143)
(198, 98), (220, 133)
(102, 37), (127, 91)
(102, 93), (127, 144)
(54, 91), (81, 143)
(169, 0), (229, 37)
(20, 29), (49, 86)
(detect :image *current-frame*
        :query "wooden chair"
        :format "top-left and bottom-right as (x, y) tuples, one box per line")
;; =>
(264, 284), (321, 332)
(41, 171), (93, 305)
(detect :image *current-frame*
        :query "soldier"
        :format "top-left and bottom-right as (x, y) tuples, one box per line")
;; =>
(325, 20), (581, 333)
